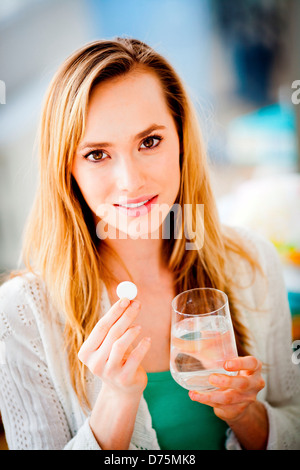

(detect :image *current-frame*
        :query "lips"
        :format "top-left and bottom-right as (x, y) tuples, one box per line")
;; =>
(114, 195), (158, 217)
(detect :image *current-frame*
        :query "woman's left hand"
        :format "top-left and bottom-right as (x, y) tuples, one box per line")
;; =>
(189, 356), (265, 425)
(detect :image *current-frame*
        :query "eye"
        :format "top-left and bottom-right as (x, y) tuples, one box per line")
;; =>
(83, 149), (109, 163)
(140, 135), (162, 150)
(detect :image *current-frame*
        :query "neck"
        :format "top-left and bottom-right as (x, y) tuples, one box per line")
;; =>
(99, 234), (167, 286)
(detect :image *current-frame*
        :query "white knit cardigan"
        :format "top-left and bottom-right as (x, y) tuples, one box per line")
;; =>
(0, 227), (300, 450)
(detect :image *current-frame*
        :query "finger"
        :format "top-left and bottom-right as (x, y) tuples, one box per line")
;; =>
(224, 356), (262, 375)
(209, 372), (265, 394)
(92, 300), (141, 369)
(82, 324), (141, 378)
(209, 373), (250, 391)
(100, 300), (141, 356)
(120, 337), (151, 382)
(78, 298), (131, 360)
(106, 325), (142, 372)
(189, 388), (248, 407)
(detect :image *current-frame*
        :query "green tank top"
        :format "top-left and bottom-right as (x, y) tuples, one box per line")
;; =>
(143, 370), (228, 450)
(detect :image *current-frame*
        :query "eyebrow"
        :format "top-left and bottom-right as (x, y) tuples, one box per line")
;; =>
(78, 124), (167, 151)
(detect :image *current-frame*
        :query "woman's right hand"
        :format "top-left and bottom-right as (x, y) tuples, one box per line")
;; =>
(78, 297), (151, 399)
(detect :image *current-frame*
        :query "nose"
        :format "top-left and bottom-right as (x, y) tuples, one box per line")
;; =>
(115, 154), (146, 194)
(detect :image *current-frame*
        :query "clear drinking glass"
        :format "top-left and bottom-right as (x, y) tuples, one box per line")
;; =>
(170, 288), (238, 391)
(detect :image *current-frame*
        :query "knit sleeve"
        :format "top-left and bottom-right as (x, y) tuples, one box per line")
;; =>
(260, 240), (300, 450)
(225, 227), (300, 450)
(0, 275), (101, 450)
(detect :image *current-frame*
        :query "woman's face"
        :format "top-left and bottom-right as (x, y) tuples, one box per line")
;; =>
(72, 69), (181, 241)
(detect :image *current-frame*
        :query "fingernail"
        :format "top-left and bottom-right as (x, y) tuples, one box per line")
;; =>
(132, 300), (141, 309)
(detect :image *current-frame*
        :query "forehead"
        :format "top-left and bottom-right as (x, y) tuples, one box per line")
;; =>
(84, 70), (173, 139)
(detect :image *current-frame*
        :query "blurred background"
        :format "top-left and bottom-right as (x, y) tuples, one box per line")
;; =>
(0, 0), (300, 449)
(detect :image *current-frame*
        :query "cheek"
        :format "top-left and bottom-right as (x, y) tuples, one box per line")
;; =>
(72, 167), (109, 213)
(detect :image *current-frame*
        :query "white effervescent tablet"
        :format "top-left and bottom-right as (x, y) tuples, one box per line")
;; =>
(116, 281), (138, 301)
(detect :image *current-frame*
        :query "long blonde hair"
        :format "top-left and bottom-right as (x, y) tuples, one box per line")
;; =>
(17, 38), (261, 409)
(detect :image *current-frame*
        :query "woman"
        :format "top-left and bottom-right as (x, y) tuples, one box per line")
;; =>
(0, 37), (299, 450)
